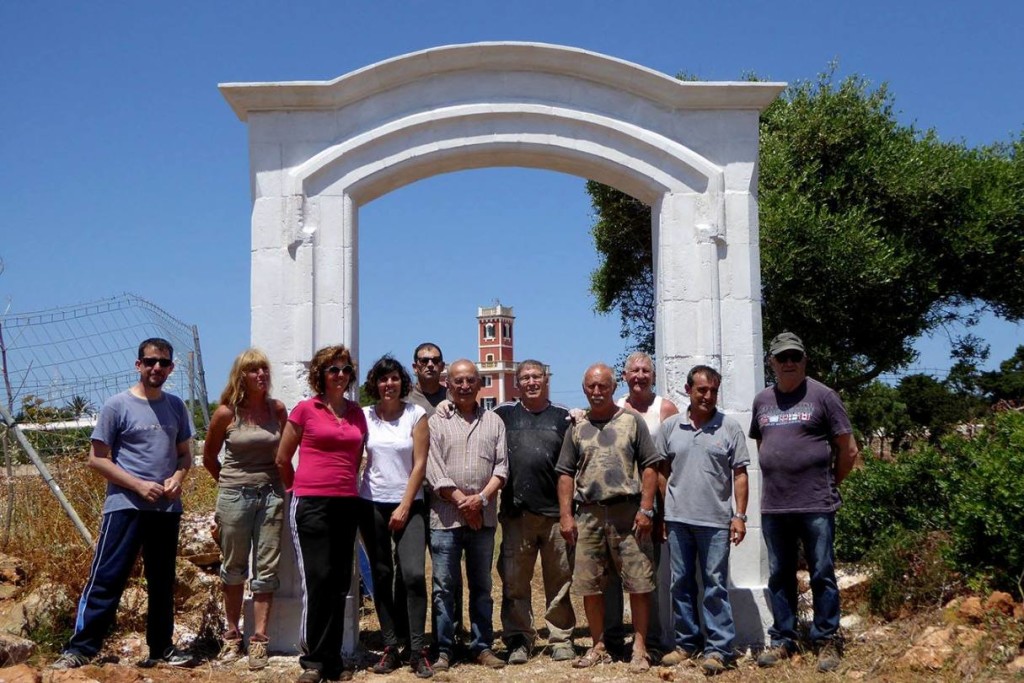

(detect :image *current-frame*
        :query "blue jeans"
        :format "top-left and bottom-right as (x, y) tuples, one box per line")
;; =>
(666, 521), (735, 659)
(762, 512), (840, 647)
(430, 526), (496, 656)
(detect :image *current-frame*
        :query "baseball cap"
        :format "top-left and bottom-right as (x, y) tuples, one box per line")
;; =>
(769, 332), (805, 356)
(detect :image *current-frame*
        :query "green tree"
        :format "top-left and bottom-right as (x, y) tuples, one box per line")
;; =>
(977, 345), (1024, 403)
(588, 70), (1024, 390)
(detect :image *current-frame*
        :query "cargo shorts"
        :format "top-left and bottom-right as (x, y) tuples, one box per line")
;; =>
(571, 499), (655, 596)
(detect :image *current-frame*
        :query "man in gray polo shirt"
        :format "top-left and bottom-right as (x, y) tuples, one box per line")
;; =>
(657, 365), (749, 675)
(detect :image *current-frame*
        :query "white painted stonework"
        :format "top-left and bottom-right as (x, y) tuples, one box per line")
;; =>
(221, 42), (784, 652)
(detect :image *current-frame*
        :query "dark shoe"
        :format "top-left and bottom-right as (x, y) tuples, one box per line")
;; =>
(550, 643), (575, 661)
(139, 646), (195, 668)
(476, 649), (505, 669)
(411, 649), (434, 678)
(660, 647), (694, 666)
(50, 651), (90, 670)
(248, 637), (269, 671)
(816, 639), (842, 672)
(432, 652), (450, 672)
(508, 644), (529, 665)
(339, 665), (354, 682)
(702, 653), (727, 675)
(373, 645), (402, 674)
(297, 669), (323, 683)
(757, 643), (792, 668)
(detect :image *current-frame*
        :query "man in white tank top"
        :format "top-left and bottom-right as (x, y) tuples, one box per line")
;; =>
(608, 352), (679, 662)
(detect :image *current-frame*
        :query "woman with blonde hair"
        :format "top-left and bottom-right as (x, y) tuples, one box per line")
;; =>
(203, 348), (288, 670)
(277, 344), (367, 683)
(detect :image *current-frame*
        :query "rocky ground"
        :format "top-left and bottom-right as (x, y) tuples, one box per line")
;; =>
(1, 512), (1023, 682)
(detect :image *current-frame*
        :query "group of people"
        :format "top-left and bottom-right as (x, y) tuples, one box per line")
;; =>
(50, 331), (859, 680)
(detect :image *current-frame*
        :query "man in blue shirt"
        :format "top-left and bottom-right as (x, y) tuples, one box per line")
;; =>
(51, 338), (194, 670)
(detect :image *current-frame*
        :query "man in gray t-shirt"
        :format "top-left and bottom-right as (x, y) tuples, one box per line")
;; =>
(51, 338), (193, 671)
(656, 365), (749, 674)
(749, 332), (859, 673)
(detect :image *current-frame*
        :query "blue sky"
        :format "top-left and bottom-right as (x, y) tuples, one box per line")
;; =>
(1, 1), (1021, 408)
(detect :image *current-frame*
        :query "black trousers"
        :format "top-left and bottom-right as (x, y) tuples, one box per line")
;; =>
(291, 496), (360, 678)
(358, 499), (429, 651)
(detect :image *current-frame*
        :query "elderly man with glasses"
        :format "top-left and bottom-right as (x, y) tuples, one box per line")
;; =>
(750, 333), (859, 673)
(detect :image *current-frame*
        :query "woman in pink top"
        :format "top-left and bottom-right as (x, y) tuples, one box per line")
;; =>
(276, 345), (367, 683)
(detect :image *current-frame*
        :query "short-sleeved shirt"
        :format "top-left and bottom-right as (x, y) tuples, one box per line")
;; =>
(749, 377), (853, 513)
(555, 409), (661, 505)
(359, 402), (427, 504)
(288, 397), (367, 497)
(494, 401), (570, 518)
(426, 404), (508, 530)
(91, 390), (192, 514)
(657, 409), (750, 529)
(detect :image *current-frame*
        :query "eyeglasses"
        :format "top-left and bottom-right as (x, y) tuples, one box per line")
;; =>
(774, 351), (804, 364)
(141, 357), (173, 368)
(326, 365), (354, 376)
(416, 356), (442, 366)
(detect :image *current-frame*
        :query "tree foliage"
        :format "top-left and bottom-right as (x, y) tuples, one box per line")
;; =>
(588, 69), (1024, 390)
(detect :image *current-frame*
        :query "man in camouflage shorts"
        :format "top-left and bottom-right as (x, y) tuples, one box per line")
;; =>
(556, 363), (663, 674)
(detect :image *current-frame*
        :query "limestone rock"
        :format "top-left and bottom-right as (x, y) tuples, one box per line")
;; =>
(1014, 603), (1024, 620)
(1008, 654), (1024, 673)
(985, 591), (1015, 616)
(0, 664), (40, 683)
(0, 633), (34, 666)
(958, 596), (984, 623)
(0, 555), (28, 587)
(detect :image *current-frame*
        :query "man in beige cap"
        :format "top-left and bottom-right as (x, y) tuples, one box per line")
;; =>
(750, 332), (859, 673)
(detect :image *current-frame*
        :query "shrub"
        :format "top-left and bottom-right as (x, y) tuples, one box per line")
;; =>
(835, 443), (953, 561)
(866, 529), (960, 619)
(944, 410), (1024, 593)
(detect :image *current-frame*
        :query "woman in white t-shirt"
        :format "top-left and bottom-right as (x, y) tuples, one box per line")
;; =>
(358, 355), (432, 679)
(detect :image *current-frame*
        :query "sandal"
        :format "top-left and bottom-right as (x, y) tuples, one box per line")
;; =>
(628, 652), (651, 673)
(572, 647), (612, 669)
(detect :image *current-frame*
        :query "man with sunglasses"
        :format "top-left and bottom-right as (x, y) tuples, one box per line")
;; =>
(408, 343), (448, 415)
(749, 332), (859, 673)
(52, 338), (194, 670)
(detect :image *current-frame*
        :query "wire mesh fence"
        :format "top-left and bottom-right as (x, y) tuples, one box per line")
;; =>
(0, 292), (210, 463)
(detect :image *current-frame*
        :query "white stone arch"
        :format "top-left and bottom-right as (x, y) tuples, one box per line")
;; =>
(221, 41), (783, 651)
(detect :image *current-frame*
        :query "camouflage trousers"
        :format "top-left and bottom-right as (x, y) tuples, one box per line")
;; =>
(572, 500), (655, 596)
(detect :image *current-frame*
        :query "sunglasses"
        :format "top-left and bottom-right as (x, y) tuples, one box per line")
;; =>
(141, 357), (173, 368)
(774, 351), (804, 363)
(416, 356), (442, 366)
(326, 365), (354, 377)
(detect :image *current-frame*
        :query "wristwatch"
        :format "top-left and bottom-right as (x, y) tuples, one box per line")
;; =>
(638, 507), (655, 518)
(733, 513), (748, 522)
(479, 493), (489, 508)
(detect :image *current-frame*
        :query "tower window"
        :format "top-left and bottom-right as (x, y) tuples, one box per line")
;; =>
(484, 323), (495, 339)
(503, 322), (511, 339)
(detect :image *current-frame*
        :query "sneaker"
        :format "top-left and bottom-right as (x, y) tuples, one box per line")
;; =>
(702, 653), (727, 675)
(297, 669), (323, 683)
(476, 649), (506, 669)
(219, 632), (244, 664)
(50, 651), (90, 670)
(756, 643), (792, 668)
(816, 639), (841, 672)
(660, 647), (694, 666)
(373, 646), (402, 674)
(550, 643), (575, 661)
(139, 646), (195, 668)
(248, 637), (269, 671)
(411, 649), (434, 679)
(508, 644), (529, 665)
(432, 652), (450, 672)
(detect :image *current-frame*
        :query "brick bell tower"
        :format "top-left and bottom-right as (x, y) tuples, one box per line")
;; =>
(475, 302), (516, 409)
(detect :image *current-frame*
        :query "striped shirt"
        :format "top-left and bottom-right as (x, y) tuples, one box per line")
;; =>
(426, 403), (508, 530)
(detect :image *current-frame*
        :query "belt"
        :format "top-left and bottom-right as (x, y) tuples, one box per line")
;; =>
(582, 494), (640, 507)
